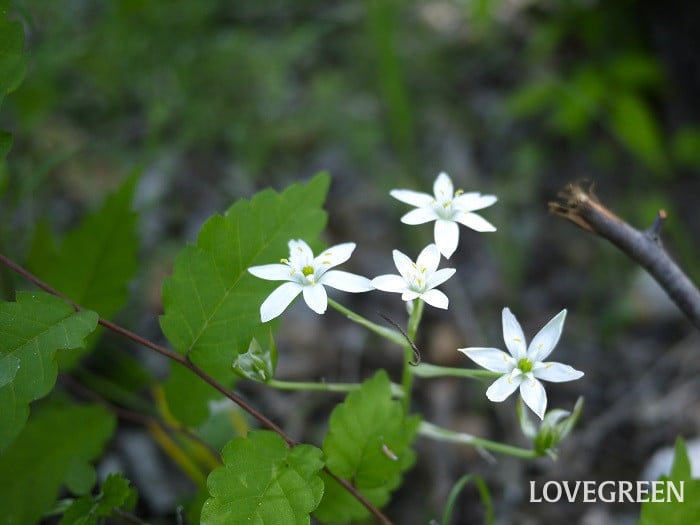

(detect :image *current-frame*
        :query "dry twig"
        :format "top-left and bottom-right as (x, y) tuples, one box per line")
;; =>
(549, 183), (700, 330)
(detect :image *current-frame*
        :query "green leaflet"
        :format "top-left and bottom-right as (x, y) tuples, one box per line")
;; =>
(0, 402), (116, 525)
(638, 437), (700, 525)
(160, 173), (329, 426)
(314, 370), (420, 523)
(201, 430), (324, 525)
(26, 174), (139, 366)
(0, 291), (99, 451)
(58, 473), (137, 525)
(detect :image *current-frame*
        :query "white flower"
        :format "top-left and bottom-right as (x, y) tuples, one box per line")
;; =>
(370, 244), (456, 309)
(248, 239), (372, 322)
(390, 172), (497, 258)
(458, 308), (583, 419)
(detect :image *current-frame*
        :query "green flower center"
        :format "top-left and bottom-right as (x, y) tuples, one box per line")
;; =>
(517, 357), (533, 373)
(302, 265), (315, 277)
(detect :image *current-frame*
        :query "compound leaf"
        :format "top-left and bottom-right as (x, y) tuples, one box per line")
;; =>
(0, 291), (98, 450)
(314, 370), (420, 523)
(201, 430), (324, 525)
(160, 173), (329, 426)
(0, 402), (116, 525)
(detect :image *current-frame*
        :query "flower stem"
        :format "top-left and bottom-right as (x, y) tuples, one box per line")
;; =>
(419, 421), (539, 459)
(267, 378), (404, 398)
(400, 298), (424, 412)
(411, 363), (500, 380)
(328, 298), (406, 346)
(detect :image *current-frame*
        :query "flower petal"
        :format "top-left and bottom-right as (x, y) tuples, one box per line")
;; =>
(259, 282), (302, 322)
(416, 243), (441, 272)
(302, 284), (328, 314)
(434, 219), (459, 258)
(433, 172), (454, 200)
(249, 263), (294, 281)
(425, 267), (456, 289)
(401, 290), (421, 301)
(390, 189), (434, 207)
(458, 347), (515, 373)
(454, 193), (498, 212)
(455, 212), (497, 232)
(315, 242), (356, 268)
(528, 309), (567, 361)
(533, 361), (584, 383)
(401, 207), (438, 225)
(392, 249), (415, 280)
(501, 308), (527, 360)
(519, 376), (547, 419)
(320, 270), (373, 292)
(485, 373), (521, 402)
(419, 289), (449, 309)
(370, 274), (407, 292)
(288, 239), (314, 266)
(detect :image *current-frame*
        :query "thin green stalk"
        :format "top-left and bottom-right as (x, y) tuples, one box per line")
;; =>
(328, 298), (405, 346)
(267, 378), (404, 398)
(400, 298), (424, 411)
(411, 363), (500, 380)
(419, 421), (539, 459)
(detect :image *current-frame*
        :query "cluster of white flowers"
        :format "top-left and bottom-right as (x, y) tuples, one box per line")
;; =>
(248, 171), (583, 419)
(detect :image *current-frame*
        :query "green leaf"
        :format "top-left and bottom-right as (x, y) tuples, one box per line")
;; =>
(0, 402), (116, 525)
(0, 291), (99, 450)
(609, 93), (668, 175)
(160, 173), (329, 426)
(25, 174), (139, 371)
(64, 457), (97, 496)
(201, 430), (324, 525)
(638, 437), (700, 525)
(314, 370), (420, 523)
(59, 472), (137, 525)
(26, 174), (139, 335)
(0, 13), (28, 161)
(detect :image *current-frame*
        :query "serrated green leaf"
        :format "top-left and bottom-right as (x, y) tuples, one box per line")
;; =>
(59, 472), (137, 525)
(0, 402), (116, 525)
(26, 175), (139, 355)
(160, 173), (329, 426)
(0, 291), (99, 450)
(314, 370), (420, 522)
(638, 437), (700, 525)
(201, 430), (324, 525)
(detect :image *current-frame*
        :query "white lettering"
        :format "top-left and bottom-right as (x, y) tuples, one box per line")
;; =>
(598, 481), (616, 503)
(542, 481), (562, 503)
(651, 481), (665, 502)
(637, 481), (650, 502)
(668, 481), (684, 503)
(530, 481), (542, 502)
(618, 481), (634, 502)
(582, 481), (596, 502)
(562, 481), (580, 502)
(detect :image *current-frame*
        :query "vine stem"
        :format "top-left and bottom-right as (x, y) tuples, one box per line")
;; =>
(0, 252), (393, 525)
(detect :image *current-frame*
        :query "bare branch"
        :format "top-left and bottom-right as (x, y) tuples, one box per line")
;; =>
(549, 183), (700, 330)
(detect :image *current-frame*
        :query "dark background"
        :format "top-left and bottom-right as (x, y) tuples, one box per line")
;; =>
(1, 1), (699, 523)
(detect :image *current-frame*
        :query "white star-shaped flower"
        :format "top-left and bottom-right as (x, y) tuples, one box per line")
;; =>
(248, 239), (372, 322)
(390, 172), (497, 258)
(458, 308), (584, 419)
(370, 243), (456, 309)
